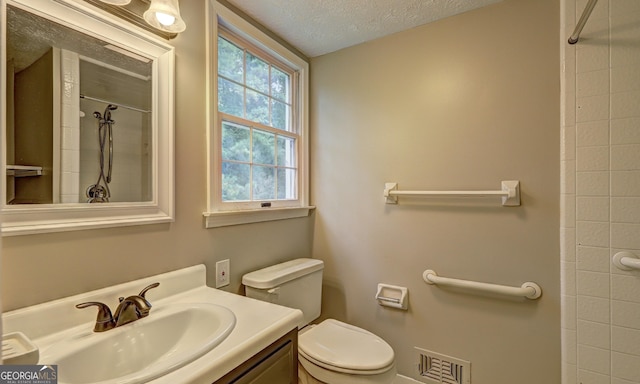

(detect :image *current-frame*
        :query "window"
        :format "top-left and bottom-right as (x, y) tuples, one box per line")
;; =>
(205, 2), (311, 227)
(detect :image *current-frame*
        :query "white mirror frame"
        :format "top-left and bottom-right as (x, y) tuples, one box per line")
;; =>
(1, 0), (175, 236)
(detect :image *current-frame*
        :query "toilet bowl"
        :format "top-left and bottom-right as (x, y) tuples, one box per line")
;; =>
(242, 258), (396, 384)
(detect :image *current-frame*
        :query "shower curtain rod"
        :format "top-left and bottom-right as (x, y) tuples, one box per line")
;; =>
(80, 94), (151, 114)
(568, 0), (598, 44)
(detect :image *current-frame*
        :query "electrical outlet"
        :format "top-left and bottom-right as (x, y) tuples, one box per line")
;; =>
(215, 259), (230, 288)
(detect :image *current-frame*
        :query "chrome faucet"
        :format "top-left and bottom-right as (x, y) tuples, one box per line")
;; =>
(76, 282), (160, 332)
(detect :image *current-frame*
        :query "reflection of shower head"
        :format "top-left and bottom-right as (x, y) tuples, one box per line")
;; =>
(93, 111), (102, 119)
(108, 104), (118, 111)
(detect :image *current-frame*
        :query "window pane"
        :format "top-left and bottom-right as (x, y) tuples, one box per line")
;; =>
(253, 165), (276, 200)
(218, 77), (244, 118)
(277, 136), (295, 167)
(246, 89), (269, 126)
(217, 37), (243, 83)
(271, 67), (290, 102)
(253, 129), (275, 165)
(277, 168), (296, 200)
(222, 122), (250, 162)
(222, 162), (250, 201)
(271, 100), (290, 131)
(246, 52), (269, 94)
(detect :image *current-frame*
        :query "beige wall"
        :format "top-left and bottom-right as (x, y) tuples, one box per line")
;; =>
(1, 2), (313, 311)
(561, 0), (640, 383)
(310, 0), (560, 383)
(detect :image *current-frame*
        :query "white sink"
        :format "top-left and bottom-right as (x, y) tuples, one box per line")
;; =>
(39, 302), (236, 384)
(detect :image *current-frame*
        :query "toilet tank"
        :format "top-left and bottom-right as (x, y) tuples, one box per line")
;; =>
(242, 258), (324, 328)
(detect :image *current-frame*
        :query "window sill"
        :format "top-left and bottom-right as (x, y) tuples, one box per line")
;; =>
(203, 206), (315, 228)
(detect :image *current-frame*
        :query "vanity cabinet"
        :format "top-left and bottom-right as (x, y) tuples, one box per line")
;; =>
(214, 328), (298, 384)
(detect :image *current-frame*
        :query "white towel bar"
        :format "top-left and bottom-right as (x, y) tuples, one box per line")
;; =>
(612, 251), (640, 271)
(422, 269), (542, 300)
(384, 180), (520, 206)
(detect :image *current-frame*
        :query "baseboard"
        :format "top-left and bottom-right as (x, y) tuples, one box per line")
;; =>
(393, 374), (422, 384)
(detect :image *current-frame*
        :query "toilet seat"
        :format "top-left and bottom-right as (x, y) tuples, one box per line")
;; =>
(298, 319), (395, 375)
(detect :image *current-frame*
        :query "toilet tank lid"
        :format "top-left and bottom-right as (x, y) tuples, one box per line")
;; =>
(242, 258), (324, 289)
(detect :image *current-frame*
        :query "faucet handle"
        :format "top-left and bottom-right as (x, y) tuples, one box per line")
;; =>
(75, 301), (115, 332)
(138, 282), (160, 300)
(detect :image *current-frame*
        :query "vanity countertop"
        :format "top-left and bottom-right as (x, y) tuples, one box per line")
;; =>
(2, 265), (302, 384)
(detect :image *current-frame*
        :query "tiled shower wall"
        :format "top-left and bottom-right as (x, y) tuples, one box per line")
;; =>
(561, 0), (640, 383)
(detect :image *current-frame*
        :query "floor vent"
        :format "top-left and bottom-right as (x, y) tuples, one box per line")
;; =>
(415, 347), (470, 384)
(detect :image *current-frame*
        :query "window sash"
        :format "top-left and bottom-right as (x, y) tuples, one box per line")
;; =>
(217, 28), (298, 134)
(216, 113), (300, 210)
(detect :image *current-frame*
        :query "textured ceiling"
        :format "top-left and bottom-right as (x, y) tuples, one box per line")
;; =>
(225, 0), (503, 57)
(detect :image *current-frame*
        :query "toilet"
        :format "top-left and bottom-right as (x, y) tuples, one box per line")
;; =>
(242, 258), (396, 384)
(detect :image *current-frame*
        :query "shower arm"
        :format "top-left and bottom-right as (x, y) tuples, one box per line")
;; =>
(568, 0), (598, 44)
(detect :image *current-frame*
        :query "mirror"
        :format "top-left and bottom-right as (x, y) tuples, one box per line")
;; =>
(2, 0), (175, 235)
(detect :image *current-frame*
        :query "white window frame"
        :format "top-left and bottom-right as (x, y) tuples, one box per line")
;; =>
(204, 0), (312, 228)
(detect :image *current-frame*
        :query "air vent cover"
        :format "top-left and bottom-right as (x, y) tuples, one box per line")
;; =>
(415, 347), (470, 384)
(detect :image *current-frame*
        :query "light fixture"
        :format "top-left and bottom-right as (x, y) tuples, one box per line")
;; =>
(98, 0), (131, 5)
(143, 0), (186, 33)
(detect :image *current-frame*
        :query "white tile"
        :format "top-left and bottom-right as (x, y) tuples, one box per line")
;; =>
(612, 274), (640, 303)
(563, 160), (577, 195)
(61, 127), (80, 151)
(563, 228), (577, 262)
(577, 94), (610, 122)
(577, 69), (610, 98)
(577, 246), (611, 273)
(612, 65), (640, 94)
(577, 221), (610, 247)
(562, 362), (577, 384)
(577, 146), (610, 171)
(577, 44), (609, 73)
(611, 171), (640, 196)
(578, 344), (610, 375)
(577, 171), (609, 196)
(577, 197), (610, 221)
(61, 149), (80, 173)
(612, 91), (640, 120)
(576, 0), (609, 21)
(612, 326), (640, 356)
(60, 172), (80, 195)
(612, 352), (640, 382)
(612, 300), (640, 328)
(612, 377), (638, 384)
(563, 262), (577, 297)
(577, 120), (609, 147)
(563, 294), (577, 330)
(578, 296), (610, 324)
(611, 12), (640, 68)
(611, 0), (640, 16)
(60, 194), (80, 204)
(563, 125), (577, 161)
(578, 320), (611, 349)
(611, 144), (640, 171)
(564, 91), (577, 128)
(564, 329), (578, 365)
(611, 223), (640, 249)
(577, 271), (610, 299)
(611, 198), (640, 224)
(611, 118), (640, 145)
(563, 195), (577, 228)
(578, 369), (611, 384)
